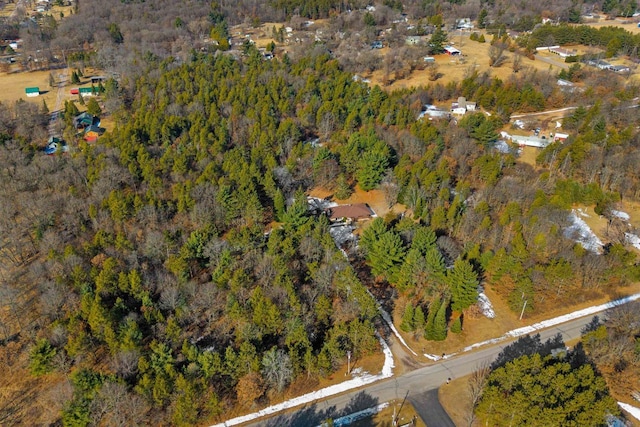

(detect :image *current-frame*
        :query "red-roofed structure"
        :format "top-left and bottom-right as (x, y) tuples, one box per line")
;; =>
(326, 204), (374, 221)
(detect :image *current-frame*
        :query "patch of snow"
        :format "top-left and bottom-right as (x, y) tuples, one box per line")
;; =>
(424, 353), (440, 361)
(477, 291), (496, 319)
(564, 210), (603, 253)
(576, 207), (590, 217)
(318, 403), (389, 427)
(612, 210), (630, 221)
(329, 223), (357, 249)
(513, 119), (525, 129)
(618, 402), (640, 421)
(626, 233), (640, 250)
(308, 197), (338, 211)
(211, 336), (394, 427)
(464, 293), (640, 352)
(494, 140), (511, 153)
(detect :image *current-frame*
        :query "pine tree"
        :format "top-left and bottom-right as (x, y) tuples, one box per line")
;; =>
(400, 304), (415, 332)
(478, 8), (488, 29)
(414, 306), (426, 334)
(431, 298), (448, 341)
(367, 231), (406, 282)
(450, 316), (462, 333)
(424, 297), (441, 340)
(334, 174), (352, 200)
(273, 189), (286, 221)
(86, 98), (102, 116)
(429, 27), (448, 54)
(71, 70), (80, 84)
(449, 258), (479, 312)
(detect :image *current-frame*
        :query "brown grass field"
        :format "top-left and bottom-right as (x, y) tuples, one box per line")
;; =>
(368, 34), (563, 91)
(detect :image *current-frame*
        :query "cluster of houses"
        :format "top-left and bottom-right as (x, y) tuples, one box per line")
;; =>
(418, 96), (476, 120)
(73, 112), (104, 142)
(585, 59), (630, 73)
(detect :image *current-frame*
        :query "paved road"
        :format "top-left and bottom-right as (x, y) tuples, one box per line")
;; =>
(245, 314), (598, 427)
(410, 389), (455, 427)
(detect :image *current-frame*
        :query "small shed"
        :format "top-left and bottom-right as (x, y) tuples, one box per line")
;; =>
(79, 87), (95, 97)
(25, 87), (40, 97)
(444, 46), (461, 55)
(554, 133), (569, 142)
(326, 204), (375, 221)
(70, 88), (79, 95)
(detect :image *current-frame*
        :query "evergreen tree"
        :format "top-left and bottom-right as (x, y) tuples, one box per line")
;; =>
(334, 174), (352, 200)
(431, 298), (448, 341)
(424, 297), (441, 340)
(281, 189), (309, 231)
(400, 303), (415, 332)
(429, 27), (448, 54)
(450, 316), (462, 333)
(449, 258), (479, 312)
(414, 305), (426, 333)
(86, 98), (102, 116)
(478, 8), (488, 28)
(359, 217), (387, 255)
(367, 231), (406, 282)
(71, 70), (80, 84)
(273, 189), (286, 221)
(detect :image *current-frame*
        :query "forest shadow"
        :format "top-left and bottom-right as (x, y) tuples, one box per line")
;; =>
(260, 391), (379, 427)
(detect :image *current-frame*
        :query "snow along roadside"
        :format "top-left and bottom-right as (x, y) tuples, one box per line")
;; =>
(464, 293), (640, 352)
(210, 336), (394, 427)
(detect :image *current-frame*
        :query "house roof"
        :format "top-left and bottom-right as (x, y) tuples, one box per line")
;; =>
(74, 112), (94, 126)
(84, 125), (105, 134)
(25, 87), (39, 93)
(326, 204), (374, 221)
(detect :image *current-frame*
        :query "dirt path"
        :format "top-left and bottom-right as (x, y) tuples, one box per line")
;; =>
(48, 67), (68, 138)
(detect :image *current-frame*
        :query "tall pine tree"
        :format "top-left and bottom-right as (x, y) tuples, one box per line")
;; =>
(449, 258), (479, 312)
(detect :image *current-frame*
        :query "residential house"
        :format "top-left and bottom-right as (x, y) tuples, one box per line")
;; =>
(73, 112), (98, 129)
(548, 47), (576, 58)
(84, 125), (105, 142)
(586, 59), (611, 70)
(455, 18), (474, 30)
(325, 204), (375, 222)
(610, 65), (630, 73)
(451, 97), (476, 115)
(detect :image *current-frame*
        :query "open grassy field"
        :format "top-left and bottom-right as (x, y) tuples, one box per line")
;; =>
(0, 69), (60, 108)
(0, 67), (105, 110)
(368, 34), (562, 91)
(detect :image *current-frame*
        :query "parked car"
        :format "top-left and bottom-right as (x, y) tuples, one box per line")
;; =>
(44, 140), (69, 155)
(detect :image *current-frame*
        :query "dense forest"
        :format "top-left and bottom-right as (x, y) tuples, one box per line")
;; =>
(2, 0), (640, 424)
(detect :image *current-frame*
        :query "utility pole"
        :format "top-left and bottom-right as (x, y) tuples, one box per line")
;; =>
(393, 391), (410, 426)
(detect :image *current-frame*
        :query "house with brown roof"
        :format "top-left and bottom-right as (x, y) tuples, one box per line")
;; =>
(325, 204), (375, 221)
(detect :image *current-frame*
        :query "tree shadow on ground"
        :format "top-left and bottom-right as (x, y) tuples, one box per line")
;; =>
(261, 391), (379, 427)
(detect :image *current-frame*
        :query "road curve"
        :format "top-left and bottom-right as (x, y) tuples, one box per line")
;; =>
(244, 313), (599, 427)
